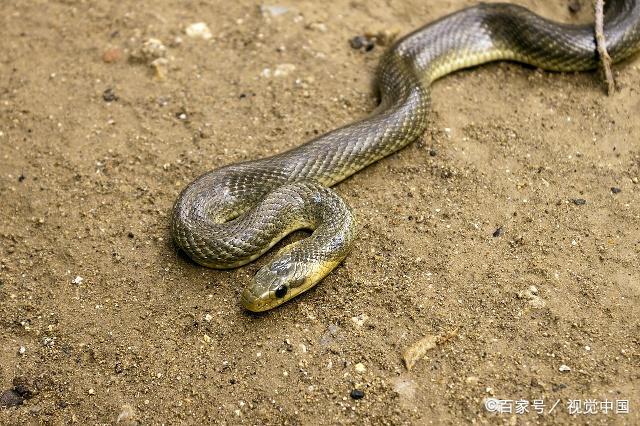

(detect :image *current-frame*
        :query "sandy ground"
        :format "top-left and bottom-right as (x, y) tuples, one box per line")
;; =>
(1, 0), (639, 424)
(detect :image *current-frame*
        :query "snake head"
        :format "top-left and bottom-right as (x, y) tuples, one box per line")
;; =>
(241, 257), (314, 312)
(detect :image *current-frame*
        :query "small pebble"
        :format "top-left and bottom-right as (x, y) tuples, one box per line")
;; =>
(273, 63), (296, 77)
(117, 404), (136, 423)
(351, 313), (369, 327)
(429, 148), (437, 156)
(611, 187), (621, 194)
(88, 388), (95, 395)
(568, 0), (582, 14)
(354, 363), (366, 374)
(306, 22), (327, 32)
(185, 22), (212, 40)
(517, 285), (546, 308)
(260, 68), (272, 78)
(260, 5), (289, 17)
(349, 35), (375, 52)
(572, 198), (586, 205)
(102, 47), (122, 63)
(492, 227), (503, 238)
(368, 29), (399, 47)
(559, 364), (571, 372)
(140, 38), (167, 62)
(72, 276), (83, 284)
(350, 389), (365, 400)
(465, 376), (480, 385)
(103, 88), (118, 102)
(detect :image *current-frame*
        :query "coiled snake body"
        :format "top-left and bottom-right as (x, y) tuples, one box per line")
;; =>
(172, 1), (640, 311)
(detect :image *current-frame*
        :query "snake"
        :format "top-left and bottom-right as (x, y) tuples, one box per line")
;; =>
(172, 0), (640, 312)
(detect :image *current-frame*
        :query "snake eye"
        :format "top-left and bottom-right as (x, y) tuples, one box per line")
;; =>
(274, 285), (288, 298)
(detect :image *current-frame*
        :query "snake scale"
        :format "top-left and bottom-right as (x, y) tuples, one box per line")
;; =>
(172, 1), (640, 312)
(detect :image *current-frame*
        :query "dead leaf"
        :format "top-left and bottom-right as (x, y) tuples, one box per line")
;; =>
(402, 335), (438, 371)
(402, 328), (460, 370)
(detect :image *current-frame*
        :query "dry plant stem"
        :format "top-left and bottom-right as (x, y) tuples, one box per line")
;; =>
(594, 0), (616, 94)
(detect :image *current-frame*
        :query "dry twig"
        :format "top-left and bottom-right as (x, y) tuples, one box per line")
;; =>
(594, 0), (616, 94)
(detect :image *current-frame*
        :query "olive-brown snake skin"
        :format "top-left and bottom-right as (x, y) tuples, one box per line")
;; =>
(172, 1), (640, 312)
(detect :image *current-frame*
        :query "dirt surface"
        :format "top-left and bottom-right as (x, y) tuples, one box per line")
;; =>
(1, 0), (639, 424)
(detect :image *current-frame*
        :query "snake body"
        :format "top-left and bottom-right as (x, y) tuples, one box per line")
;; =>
(172, 1), (640, 312)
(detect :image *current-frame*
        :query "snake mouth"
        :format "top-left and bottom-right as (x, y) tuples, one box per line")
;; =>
(241, 285), (311, 312)
(240, 287), (272, 312)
